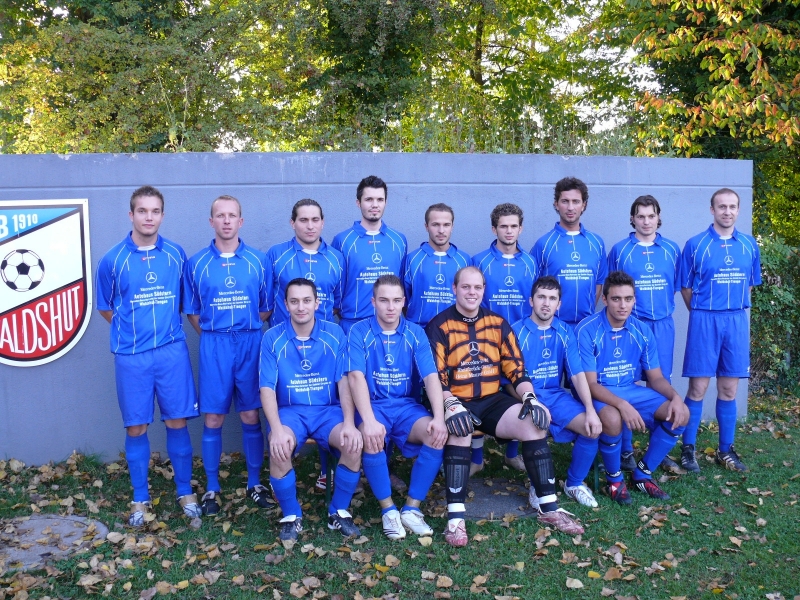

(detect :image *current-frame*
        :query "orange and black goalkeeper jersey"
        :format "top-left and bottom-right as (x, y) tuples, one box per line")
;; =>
(425, 305), (530, 401)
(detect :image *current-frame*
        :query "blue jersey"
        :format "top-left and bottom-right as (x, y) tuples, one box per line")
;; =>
(607, 233), (681, 321)
(184, 239), (268, 332)
(96, 233), (187, 355)
(259, 318), (347, 407)
(512, 316), (583, 391)
(680, 225), (762, 310)
(402, 242), (470, 326)
(471, 241), (539, 323)
(575, 309), (659, 387)
(531, 223), (607, 324)
(266, 238), (344, 326)
(346, 316), (436, 402)
(331, 222), (407, 320)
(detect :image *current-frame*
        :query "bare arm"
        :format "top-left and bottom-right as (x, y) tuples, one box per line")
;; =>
(186, 314), (201, 335)
(260, 386), (294, 462)
(681, 287), (692, 311)
(643, 367), (688, 428)
(260, 311), (270, 322)
(595, 284), (602, 307)
(98, 310), (112, 324)
(585, 371), (646, 432)
(571, 371), (602, 437)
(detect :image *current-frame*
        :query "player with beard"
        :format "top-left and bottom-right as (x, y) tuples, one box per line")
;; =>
(427, 267), (584, 547)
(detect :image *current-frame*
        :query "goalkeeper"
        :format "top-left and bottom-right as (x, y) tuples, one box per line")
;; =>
(426, 266), (584, 548)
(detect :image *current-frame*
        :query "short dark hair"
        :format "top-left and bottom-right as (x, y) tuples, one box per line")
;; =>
(554, 177), (589, 204)
(373, 274), (404, 296)
(603, 270), (635, 296)
(629, 195), (661, 229)
(710, 188), (740, 208)
(425, 203), (454, 224)
(357, 176), (388, 201)
(490, 203), (523, 228)
(210, 194), (242, 217)
(453, 266), (485, 287)
(285, 277), (317, 300)
(291, 199), (324, 221)
(130, 185), (164, 212)
(531, 275), (561, 299)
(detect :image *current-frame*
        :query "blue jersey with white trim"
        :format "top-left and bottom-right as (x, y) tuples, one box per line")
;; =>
(402, 242), (470, 327)
(471, 241), (539, 323)
(531, 223), (607, 324)
(331, 221), (407, 320)
(512, 316), (583, 390)
(680, 225), (762, 310)
(184, 239), (268, 332)
(608, 232), (681, 321)
(575, 309), (659, 387)
(259, 318), (347, 407)
(346, 316), (436, 402)
(266, 238), (344, 326)
(96, 233), (187, 354)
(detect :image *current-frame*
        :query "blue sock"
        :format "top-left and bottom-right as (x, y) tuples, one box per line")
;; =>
(407, 445), (444, 503)
(125, 432), (151, 502)
(241, 421), (264, 488)
(471, 435), (484, 465)
(362, 451), (392, 503)
(716, 399), (737, 452)
(202, 425), (223, 493)
(270, 469), (302, 518)
(621, 425), (633, 454)
(166, 426), (194, 498)
(330, 464), (360, 514)
(599, 432), (623, 483)
(505, 440), (519, 459)
(566, 435), (598, 488)
(635, 421), (685, 481)
(683, 397), (704, 446)
(320, 450), (328, 480)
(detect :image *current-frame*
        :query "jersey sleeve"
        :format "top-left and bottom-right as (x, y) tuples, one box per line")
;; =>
(412, 329), (437, 380)
(680, 240), (695, 289)
(750, 240), (762, 286)
(530, 238), (545, 272)
(640, 323), (660, 372)
(402, 253), (413, 300)
(258, 254), (270, 313)
(500, 321), (530, 387)
(596, 237), (608, 284)
(563, 329), (584, 379)
(607, 243), (620, 275)
(425, 320), (451, 391)
(182, 259), (201, 315)
(95, 255), (115, 312)
(259, 333), (279, 390)
(333, 326), (349, 382)
(346, 326), (368, 375)
(577, 325), (598, 374)
(671, 243), (682, 291)
(264, 247), (277, 312)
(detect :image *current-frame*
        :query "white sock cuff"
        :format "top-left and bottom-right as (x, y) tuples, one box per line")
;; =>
(447, 503), (466, 513)
(538, 494), (557, 505)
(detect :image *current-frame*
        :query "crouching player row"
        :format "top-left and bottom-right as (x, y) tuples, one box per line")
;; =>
(259, 276), (447, 541)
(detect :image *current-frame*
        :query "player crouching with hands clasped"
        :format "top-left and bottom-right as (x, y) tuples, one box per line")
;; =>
(259, 279), (364, 542)
(426, 267), (584, 547)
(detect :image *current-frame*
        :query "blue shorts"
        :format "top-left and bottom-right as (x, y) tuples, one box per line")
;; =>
(536, 388), (607, 443)
(601, 384), (668, 431)
(114, 341), (199, 427)
(199, 330), (261, 414)
(639, 315), (675, 383)
(682, 309), (750, 378)
(276, 405), (344, 456)
(356, 396), (431, 458)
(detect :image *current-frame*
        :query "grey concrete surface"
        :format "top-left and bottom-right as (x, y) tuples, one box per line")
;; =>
(0, 152), (753, 464)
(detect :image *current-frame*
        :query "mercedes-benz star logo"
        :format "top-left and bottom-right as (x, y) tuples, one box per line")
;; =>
(468, 341), (480, 356)
(645, 262), (655, 273)
(570, 251), (581, 262)
(371, 253), (382, 264)
(145, 272), (157, 284)
(224, 276), (236, 288)
(541, 348), (552, 359)
(305, 272), (316, 282)
(300, 359), (312, 371)
(724, 255), (734, 266)
(435, 273), (446, 285)
(613, 347), (623, 358)
(385, 354), (394, 366)
(504, 275), (515, 287)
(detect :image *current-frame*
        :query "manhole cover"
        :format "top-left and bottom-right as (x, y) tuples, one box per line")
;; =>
(0, 514), (108, 571)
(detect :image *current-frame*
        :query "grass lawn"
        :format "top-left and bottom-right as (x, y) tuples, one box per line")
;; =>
(2, 393), (799, 600)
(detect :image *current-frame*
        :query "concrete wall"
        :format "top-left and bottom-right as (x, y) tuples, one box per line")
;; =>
(0, 152), (753, 464)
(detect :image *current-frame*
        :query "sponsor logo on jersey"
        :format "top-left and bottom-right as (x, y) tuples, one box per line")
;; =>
(0, 199), (92, 367)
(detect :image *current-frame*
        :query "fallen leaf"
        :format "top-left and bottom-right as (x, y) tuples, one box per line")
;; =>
(565, 577), (584, 589)
(155, 581), (173, 594)
(77, 574), (102, 587)
(107, 532), (125, 544)
(203, 571), (222, 585)
(421, 571), (436, 580)
(419, 536), (433, 546)
(289, 582), (308, 598)
(233, 575), (245, 585)
(139, 587), (157, 600)
(176, 581), (189, 590)
(600, 588), (616, 597)
(729, 536), (743, 548)
(588, 571), (602, 579)
(436, 575), (453, 588)
(385, 554), (400, 567)
(604, 568), (622, 581)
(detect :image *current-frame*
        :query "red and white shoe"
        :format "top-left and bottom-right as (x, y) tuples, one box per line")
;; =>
(444, 518), (468, 547)
(537, 508), (584, 535)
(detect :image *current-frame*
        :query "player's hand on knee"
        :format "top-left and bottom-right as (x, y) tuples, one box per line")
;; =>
(360, 419), (386, 454)
(340, 423), (363, 455)
(518, 391), (550, 430)
(585, 410), (603, 438)
(427, 416), (448, 449)
(619, 402), (646, 432)
(269, 429), (295, 463)
(666, 397), (689, 428)
(444, 397), (480, 437)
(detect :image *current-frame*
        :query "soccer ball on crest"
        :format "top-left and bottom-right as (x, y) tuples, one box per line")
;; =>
(1, 249), (46, 292)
